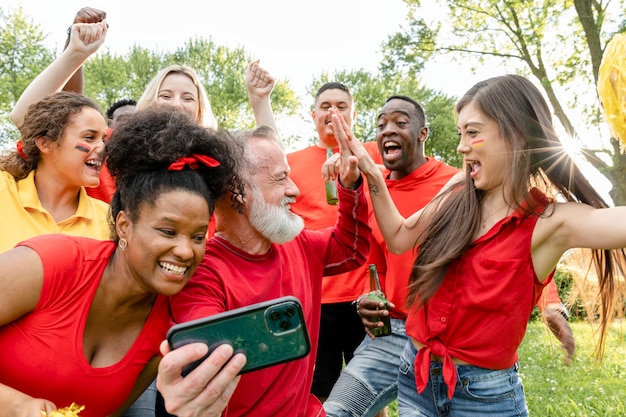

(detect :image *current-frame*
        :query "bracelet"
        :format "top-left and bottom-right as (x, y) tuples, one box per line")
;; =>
(352, 294), (367, 315)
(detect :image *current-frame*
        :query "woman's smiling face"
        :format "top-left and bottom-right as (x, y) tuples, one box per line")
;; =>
(118, 189), (210, 296)
(456, 100), (509, 192)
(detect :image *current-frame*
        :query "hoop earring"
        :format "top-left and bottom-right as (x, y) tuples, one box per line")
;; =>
(118, 238), (128, 251)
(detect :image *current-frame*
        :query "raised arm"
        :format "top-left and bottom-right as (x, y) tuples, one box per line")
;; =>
(10, 20), (107, 127)
(62, 7), (107, 93)
(329, 108), (457, 254)
(245, 60), (279, 139)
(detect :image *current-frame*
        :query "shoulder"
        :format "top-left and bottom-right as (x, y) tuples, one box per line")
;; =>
(436, 159), (462, 174)
(0, 170), (14, 186)
(287, 146), (320, 160)
(77, 189), (111, 221)
(81, 189), (111, 211)
(18, 235), (113, 261)
(363, 141), (382, 162)
(0, 170), (19, 194)
(90, 195), (111, 214)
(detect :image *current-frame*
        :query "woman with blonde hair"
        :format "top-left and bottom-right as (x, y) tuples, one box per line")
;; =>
(136, 64), (218, 129)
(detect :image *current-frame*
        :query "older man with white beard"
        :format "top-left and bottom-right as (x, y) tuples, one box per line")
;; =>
(166, 125), (371, 417)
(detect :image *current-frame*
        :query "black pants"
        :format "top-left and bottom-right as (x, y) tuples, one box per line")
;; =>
(311, 301), (366, 397)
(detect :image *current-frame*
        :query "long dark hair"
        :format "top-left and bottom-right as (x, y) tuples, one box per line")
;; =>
(408, 75), (623, 356)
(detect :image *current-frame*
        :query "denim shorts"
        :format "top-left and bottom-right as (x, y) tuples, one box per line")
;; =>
(324, 318), (407, 417)
(397, 340), (529, 417)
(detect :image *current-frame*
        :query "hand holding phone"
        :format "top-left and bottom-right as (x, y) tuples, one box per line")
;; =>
(167, 296), (311, 375)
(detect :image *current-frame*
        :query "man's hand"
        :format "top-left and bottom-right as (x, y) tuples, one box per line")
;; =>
(354, 293), (395, 340)
(544, 306), (575, 365)
(245, 60), (276, 103)
(157, 341), (246, 417)
(328, 108), (363, 188)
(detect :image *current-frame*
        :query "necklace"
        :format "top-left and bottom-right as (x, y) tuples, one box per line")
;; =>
(481, 205), (510, 229)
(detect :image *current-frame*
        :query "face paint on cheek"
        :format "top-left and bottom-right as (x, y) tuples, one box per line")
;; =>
(470, 139), (485, 148)
(75, 142), (92, 153)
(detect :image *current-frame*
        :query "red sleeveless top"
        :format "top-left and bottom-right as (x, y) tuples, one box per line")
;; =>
(406, 188), (553, 398)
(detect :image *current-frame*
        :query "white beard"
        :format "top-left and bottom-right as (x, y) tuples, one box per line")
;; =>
(248, 186), (304, 244)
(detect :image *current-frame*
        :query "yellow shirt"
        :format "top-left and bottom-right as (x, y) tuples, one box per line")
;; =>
(0, 170), (111, 253)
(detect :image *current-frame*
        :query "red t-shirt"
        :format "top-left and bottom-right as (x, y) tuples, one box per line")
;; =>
(0, 235), (170, 417)
(286, 142), (381, 303)
(170, 182), (370, 417)
(86, 163), (116, 204)
(407, 188), (553, 398)
(368, 158), (459, 318)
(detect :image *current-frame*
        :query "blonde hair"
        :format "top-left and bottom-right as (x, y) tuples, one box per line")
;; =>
(136, 64), (218, 129)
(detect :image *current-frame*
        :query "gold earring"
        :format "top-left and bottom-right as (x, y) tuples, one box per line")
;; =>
(118, 238), (128, 250)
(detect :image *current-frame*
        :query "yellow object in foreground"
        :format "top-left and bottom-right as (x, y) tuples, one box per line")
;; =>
(42, 403), (85, 417)
(598, 32), (626, 149)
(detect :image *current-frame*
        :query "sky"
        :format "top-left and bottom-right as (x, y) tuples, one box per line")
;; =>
(2, 0), (513, 154)
(4, 1), (501, 120)
(4, 0), (614, 198)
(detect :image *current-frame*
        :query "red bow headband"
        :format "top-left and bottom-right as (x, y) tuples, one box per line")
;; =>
(168, 154), (220, 171)
(16, 140), (28, 159)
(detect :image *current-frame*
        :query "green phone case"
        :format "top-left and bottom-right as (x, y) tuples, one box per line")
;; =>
(167, 296), (311, 374)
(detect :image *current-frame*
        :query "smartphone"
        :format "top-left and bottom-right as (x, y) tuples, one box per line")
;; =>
(167, 296), (311, 375)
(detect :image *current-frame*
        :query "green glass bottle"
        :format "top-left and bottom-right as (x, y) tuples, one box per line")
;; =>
(325, 148), (338, 205)
(367, 264), (392, 337)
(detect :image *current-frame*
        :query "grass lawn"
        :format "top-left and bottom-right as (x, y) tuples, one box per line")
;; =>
(385, 321), (626, 417)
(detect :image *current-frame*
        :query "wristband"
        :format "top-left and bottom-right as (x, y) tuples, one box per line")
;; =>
(352, 294), (367, 315)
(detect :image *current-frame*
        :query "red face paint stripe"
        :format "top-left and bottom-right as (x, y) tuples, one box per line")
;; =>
(75, 142), (91, 153)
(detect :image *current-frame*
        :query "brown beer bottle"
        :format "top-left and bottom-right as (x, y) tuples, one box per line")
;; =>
(367, 264), (392, 337)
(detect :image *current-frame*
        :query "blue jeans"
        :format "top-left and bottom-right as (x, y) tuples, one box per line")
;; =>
(397, 341), (529, 417)
(324, 318), (407, 417)
(121, 379), (157, 417)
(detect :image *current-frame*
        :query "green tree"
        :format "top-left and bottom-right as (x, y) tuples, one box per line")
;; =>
(168, 38), (299, 130)
(0, 8), (300, 146)
(0, 6), (55, 146)
(84, 45), (166, 109)
(383, 0), (626, 203)
(308, 68), (461, 167)
(83, 38), (300, 132)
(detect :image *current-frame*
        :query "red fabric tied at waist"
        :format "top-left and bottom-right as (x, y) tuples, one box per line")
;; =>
(414, 340), (457, 400)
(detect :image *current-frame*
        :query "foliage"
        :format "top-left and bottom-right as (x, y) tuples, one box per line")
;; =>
(84, 45), (167, 109)
(383, 0), (626, 204)
(84, 38), (299, 131)
(521, 322), (626, 416)
(307, 68), (462, 168)
(0, 5), (55, 147)
(0, 7), (300, 145)
(529, 266), (587, 322)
